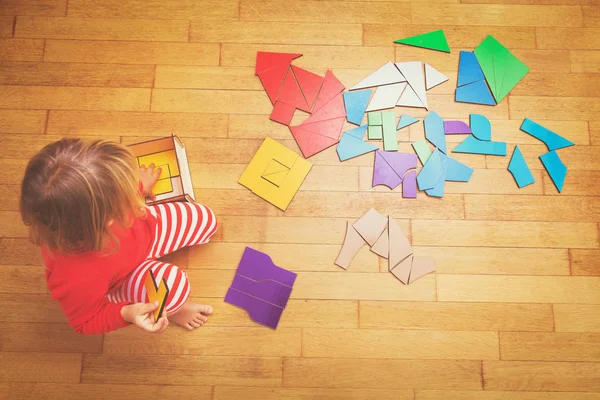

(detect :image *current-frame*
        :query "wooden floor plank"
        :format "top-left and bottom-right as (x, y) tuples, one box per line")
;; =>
(283, 358), (482, 389)
(0, 86), (150, 111)
(437, 275), (600, 303)
(1, 0), (67, 16)
(151, 89), (272, 114)
(82, 354), (282, 386)
(483, 361), (600, 391)
(0, 352), (81, 383)
(190, 21), (362, 45)
(67, 0), (238, 20)
(537, 27), (600, 49)
(416, 391), (600, 400)
(360, 301), (554, 331)
(0, 17), (14, 38)
(509, 96), (600, 120)
(155, 66), (261, 90)
(0, 238), (44, 266)
(0, 62), (155, 88)
(412, 246), (569, 275)
(15, 16), (189, 41)
(0, 265), (46, 293)
(214, 387), (414, 400)
(240, 1), (411, 24)
(542, 171), (600, 196)
(7, 383), (213, 400)
(500, 332), (600, 361)
(570, 50), (600, 72)
(0, 109), (47, 134)
(591, 121), (600, 145)
(571, 250), (600, 276)
(583, 6), (600, 27)
(0, 39), (44, 62)
(44, 40), (220, 65)
(510, 72), (600, 97)
(0, 134), (119, 160)
(302, 328), (500, 360)
(554, 304), (600, 332)
(0, 323), (102, 353)
(485, 144), (600, 171)
(0, 293), (67, 323)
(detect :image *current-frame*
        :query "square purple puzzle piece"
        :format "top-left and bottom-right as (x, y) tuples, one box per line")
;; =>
(224, 247), (296, 329)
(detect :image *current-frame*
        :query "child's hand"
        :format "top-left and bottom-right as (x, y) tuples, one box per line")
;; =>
(139, 163), (162, 200)
(121, 302), (169, 333)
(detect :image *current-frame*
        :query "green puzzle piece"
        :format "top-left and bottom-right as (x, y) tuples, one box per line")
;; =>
(394, 30), (450, 53)
(473, 36), (496, 98)
(497, 53), (530, 102)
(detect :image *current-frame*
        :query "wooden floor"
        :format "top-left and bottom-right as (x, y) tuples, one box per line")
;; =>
(1, 0), (600, 399)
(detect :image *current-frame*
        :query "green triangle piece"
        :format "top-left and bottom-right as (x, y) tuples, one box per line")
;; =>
(474, 36), (496, 99)
(490, 37), (510, 100)
(394, 30), (450, 53)
(496, 52), (530, 103)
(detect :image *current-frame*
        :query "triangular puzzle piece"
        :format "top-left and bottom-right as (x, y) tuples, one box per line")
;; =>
(388, 216), (412, 271)
(379, 150), (417, 179)
(452, 135), (507, 156)
(412, 139), (432, 165)
(396, 61), (428, 109)
(424, 111), (446, 153)
(278, 71), (310, 112)
(258, 63), (290, 105)
(397, 114), (419, 130)
(291, 65), (324, 112)
(263, 159), (289, 176)
(305, 93), (346, 124)
(343, 90), (372, 125)
(337, 131), (378, 162)
(350, 62), (406, 91)
(396, 84), (425, 109)
(470, 114), (491, 141)
(455, 80), (496, 106)
(366, 83), (406, 112)
(490, 37), (510, 100)
(301, 117), (345, 140)
(262, 170), (288, 187)
(402, 170), (417, 198)
(144, 270), (169, 322)
(346, 124), (368, 140)
(255, 51), (302, 75)
(540, 150), (567, 193)
(442, 153), (473, 182)
(390, 255), (412, 284)
(508, 145), (535, 188)
(370, 225), (389, 258)
(520, 118), (574, 151)
(496, 52), (529, 103)
(408, 257), (436, 284)
(424, 164), (447, 198)
(473, 36), (496, 98)
(312, 70), (345, 113)
(424, 63), (448, 90)
(270, 101), (296, 125)
(417, 149), (444, 190)
(290, 125), (338, 158)
(335, 221), (366, 270)
(373, 150), (403, 189)
(394, 30), (450, 53)
(353, 208), (388, 247)
(457, 51), (485, 87)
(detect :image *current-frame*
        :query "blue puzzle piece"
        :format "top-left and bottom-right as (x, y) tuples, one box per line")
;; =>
(441, 153), (474, 182)
(346, 124), (368, 140)
(453, 135), (507, 156)
(508, 145), (535, 188)
(457, 51), (485, 87)
(425, 167), (447, 198)
(455, 80), (496, 106)
(424, 111), (446, 154)
(520, 118), (574, 151)
(540, 150), (567, 193)
(470, 114), (491, 141)
(337, 130), (378, 162)
(417, 149), (444, 190)
(397, 114), (419, 130)
(343, 90), (372, 125)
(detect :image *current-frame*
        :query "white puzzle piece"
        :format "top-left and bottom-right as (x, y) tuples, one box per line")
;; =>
(350, 62), (406, 91)
(366, 82), (407, 112)
(424, 63), (449, 90)
(396, 84), (425, 108)
(395, 61), (428, 109)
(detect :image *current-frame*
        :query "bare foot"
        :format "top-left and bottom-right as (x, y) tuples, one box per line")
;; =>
(168, 300), (213, 330)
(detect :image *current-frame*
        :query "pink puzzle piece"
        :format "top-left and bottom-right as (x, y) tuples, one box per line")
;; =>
(256, 51), (302, 75)
(292, 65), (324, 112)
(312, 70), (345, 113)
(278, 71), (310, 112)
(301, 117), (345, 140)
(304, 93), (346, 124)
(270, 101), (295, 125)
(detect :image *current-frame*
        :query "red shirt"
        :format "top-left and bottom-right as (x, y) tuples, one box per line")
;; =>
(41, 209), (158, 335)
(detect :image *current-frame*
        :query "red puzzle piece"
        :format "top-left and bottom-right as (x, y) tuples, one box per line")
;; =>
(255, 51), (302, 75)
(278, 71), (310, 112)
(304, 93), (346, 124)
(290, 125), (339, 158)
(300, 117), (345, 140)
(311, 70), (345, 113)
(270, 101), (296, 125)
(258, 63), (289, 105)
(291, 65), (324, 112)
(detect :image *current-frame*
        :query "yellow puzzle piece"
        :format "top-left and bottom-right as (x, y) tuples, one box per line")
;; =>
(138, 150), (180, 178)
(144, 270), (170, 322)
(239, 137), (312, 210)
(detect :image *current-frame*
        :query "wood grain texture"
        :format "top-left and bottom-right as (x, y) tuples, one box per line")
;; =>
(1, 0), (67, 16)
(537, 28), (600, 49)
(151, 89), (271, 114)
(571, 50), (600, 72)
(571, 250), (600, 275)
(500, 332), (600, 361)
(0, 39), (44, 62)
(0, 238), (44, 265)
(0, 109), (46, 134)
(0, 352), (81, 382)
(554, 304), (600, 332)
(0, 17), (14, 37)
(0, 294), (67, 323)
(0, 323), (102, 353)
(0, 265), (46, 293)
(214, 387), (414, 400)
(67, 0), (238, 19)
(416, 391), (600, 400)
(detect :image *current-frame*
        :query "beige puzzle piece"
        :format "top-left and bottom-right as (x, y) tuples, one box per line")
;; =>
(388, 216), (412, 271)
(390, 255), (413, 284)
(408, 257), (436, 284)
(370, 226), (389, 258)
(353, 208), (388, 246)
(335, 221), (366, 270)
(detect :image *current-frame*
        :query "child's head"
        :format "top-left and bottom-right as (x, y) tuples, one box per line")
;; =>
(20, 138), (146, 253)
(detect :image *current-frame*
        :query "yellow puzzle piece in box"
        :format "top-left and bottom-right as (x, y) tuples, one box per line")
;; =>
(138, 150), (180, 179)
(239, 137), (312, 210)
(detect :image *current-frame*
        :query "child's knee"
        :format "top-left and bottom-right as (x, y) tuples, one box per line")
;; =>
(165, 265), (191, 313)
(190, 202), (218, 241)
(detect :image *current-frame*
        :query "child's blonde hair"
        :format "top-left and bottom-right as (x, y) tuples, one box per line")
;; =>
(20, 138), (146, 253)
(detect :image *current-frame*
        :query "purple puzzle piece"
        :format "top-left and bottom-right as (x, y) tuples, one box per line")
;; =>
(236, 247), (297, 287)
(224, 288), (283, 329)
(402, 170), (417, 198)
(444, 120), (472, 135)
(230, 274), (292, 308)
(380, 150), (417, 177)
(373, 150), (402, 189)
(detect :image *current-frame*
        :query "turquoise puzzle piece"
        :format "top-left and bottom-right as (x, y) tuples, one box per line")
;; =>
(453, 135), (506, 156)
(337, 128), (378, 162)
(470, 114), (491, 141)
(520, 118), (574, 151)
(457, 51), (485, 87)
(508, 145), (535, 188)
(441, 153), (474, 182)
(343, 90), (372, 125)
(417, 149), (444, 190)
(455, 80), (496, 106)
(424, 111), (446, 154)
(425, 166), (447, 198)
(397, 114), (419, 130)
(540, 150), (567, 193)
(346, 124), (368, 139)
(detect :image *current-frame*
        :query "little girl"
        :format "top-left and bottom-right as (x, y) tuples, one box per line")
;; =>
(20, 138), (218, 335)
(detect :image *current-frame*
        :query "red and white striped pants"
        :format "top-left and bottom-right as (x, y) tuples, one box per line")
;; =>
(107, 202), (217, 314)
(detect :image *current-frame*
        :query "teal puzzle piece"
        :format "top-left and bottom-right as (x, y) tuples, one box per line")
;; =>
(508, 145), (535, 188)
(343, 90), (372, 126)
(470, 114), (491, 141)
(397, 114), (419, 130)
(424, 111), (446, 154)
(520, 118), (574, 151)
(453, 135), (506, 156)
(540, 150), (567, 193)
(337, 126), (378, 162)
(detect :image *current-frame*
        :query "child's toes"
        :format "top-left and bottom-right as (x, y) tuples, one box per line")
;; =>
(199, 305), (213, 315)
(196, 313), (208, 323)
(193, 316), (205, 326)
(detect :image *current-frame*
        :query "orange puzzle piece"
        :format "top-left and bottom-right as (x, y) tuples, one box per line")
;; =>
(144, 270), (170, 322)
